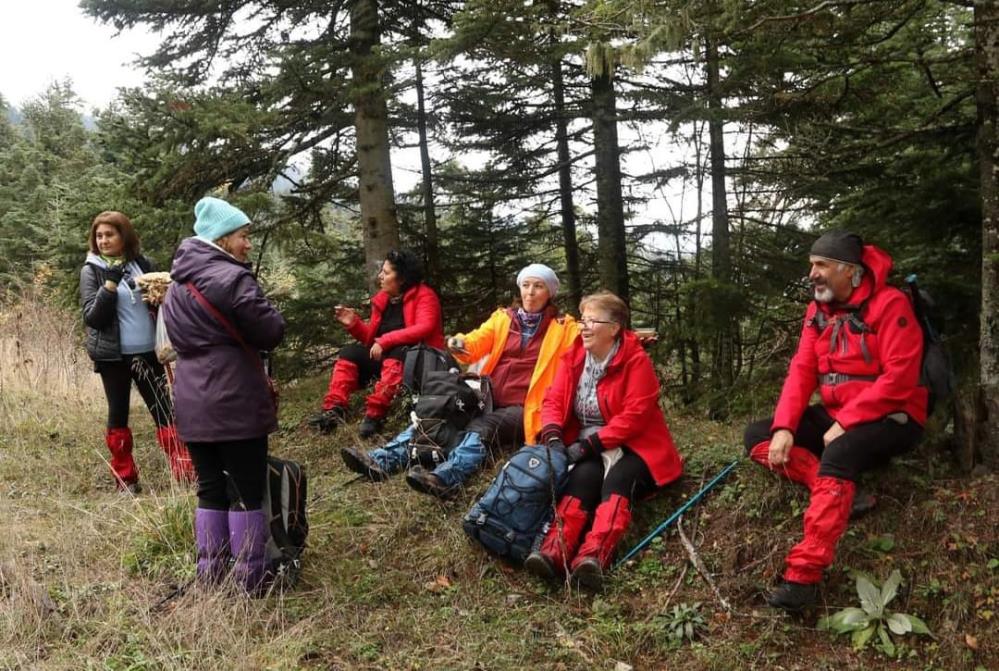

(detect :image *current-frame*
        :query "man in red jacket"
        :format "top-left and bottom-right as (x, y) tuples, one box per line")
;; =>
(744, 231), (926, 611)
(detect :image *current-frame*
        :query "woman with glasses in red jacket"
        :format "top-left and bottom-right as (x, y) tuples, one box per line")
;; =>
(526, 291), (683, 590)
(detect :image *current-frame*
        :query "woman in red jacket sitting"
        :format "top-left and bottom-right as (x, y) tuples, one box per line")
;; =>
(309, 249), (445, 438)
(526, 291), (683, 589)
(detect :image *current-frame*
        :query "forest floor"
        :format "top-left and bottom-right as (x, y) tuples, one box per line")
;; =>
(0, 299), (996, 670)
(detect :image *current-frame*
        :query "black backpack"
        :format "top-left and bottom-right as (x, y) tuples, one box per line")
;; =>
(402, 344), (460, 394)
(408, 371), (492, 467)
(905, 275), (955, 414)
(463, 444), (570, 564)
(261, 456), (308, 587)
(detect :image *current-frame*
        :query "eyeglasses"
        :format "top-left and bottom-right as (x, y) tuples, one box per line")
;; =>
(580, 317), (616, 328)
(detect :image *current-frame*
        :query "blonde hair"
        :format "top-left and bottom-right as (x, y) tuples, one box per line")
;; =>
(579, 290), (629, 326)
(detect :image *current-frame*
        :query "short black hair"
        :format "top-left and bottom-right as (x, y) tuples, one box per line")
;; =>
(385, 249), (424, 291)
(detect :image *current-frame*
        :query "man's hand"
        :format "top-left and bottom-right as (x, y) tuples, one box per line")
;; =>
(769, 429), (794, 466)
(369, 342), (383, 361)
(334, 305), (358, 328)
(447, 335), (467, 353)
(823, 421), (845, 447)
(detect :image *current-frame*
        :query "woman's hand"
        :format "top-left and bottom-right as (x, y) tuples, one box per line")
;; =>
(334, 305), (358, 328)
(447, 335), (466, 353)
(104, 262), (125, 290)
(370, 342), (383, 361)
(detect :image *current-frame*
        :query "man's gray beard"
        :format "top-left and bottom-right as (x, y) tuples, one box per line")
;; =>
(814, 286), (835, 303)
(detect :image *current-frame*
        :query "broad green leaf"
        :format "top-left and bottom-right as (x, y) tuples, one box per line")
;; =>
(878, 623), (896, 656)
(904, 614), (932, 635)
(852, 623), (876, 650)
(880, 570), (902, 606)
(821, 607), (870, 633)
(886, 612), (911, 635)
(856, 575), (883, 617)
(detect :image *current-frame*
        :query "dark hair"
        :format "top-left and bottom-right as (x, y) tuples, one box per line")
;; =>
(385, 249), (424, 291)
(88, 211), (141, 261)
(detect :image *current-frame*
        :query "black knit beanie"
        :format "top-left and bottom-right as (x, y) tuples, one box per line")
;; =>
(809, 230), (864, 265)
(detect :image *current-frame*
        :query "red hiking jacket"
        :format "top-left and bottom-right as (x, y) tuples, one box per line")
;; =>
(347, 283), (445, 351)
(541, 331), (683, 487)
(772, 245), (928, 435)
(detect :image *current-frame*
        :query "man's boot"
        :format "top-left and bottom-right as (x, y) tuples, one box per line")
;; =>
(767, 581), (820, 612)
(106, 427), (140, 493)
(194, 508), (230, 585)
(770, 476), (856, 611)
(570, 494), (632, 590)
(524, 496), (590, 580)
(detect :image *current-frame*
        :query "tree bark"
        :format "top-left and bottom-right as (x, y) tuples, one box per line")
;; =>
(590, 68), (630, 305)
(706, 33), (734, 390)
(415, 58), (440, 283)
(552, 56), (583, 312)
(350, 0), (400, 292)
(975, 0), (999, 470)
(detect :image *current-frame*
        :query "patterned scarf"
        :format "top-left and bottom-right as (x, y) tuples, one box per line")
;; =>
(515, 307), (545, 347)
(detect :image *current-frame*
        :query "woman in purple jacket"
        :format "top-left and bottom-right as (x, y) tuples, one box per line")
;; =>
(162, 197), (286, 593)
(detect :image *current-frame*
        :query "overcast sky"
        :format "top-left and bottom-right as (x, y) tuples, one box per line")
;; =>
(0, 0), (152, 110)
(0, 1), (721, 241)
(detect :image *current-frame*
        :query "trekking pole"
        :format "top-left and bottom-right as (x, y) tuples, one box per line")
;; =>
(614, 460), (738, 569)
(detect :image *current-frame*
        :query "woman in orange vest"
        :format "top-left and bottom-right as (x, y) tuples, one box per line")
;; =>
(340, 264), (579, 499)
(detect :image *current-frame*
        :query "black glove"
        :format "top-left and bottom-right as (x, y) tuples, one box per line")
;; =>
(105, 264), (125, 286)
(546, 438), (566, 454)
(566, 438), (595, 464)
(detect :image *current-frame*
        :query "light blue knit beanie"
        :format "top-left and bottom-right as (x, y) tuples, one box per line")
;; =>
(193, 197), (251, 242)
(516, 263), (559, 297)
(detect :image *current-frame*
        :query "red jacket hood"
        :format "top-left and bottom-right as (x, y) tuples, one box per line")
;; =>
(842, 244), (893, 307)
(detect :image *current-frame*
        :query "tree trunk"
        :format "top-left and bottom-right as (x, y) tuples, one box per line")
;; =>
(706, 33), (734, 391)
(415, 58), (440, 284)
(590, 68), (629, 305)
(975, 0), (999, 470)
(552, 56), (583, 312)
(350, 0), (400, 292)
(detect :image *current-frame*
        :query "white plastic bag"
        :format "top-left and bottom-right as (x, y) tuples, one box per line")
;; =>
(155, 307), (177, 363)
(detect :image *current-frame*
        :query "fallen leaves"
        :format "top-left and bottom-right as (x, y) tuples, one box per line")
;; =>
(423, 575), (452, 593)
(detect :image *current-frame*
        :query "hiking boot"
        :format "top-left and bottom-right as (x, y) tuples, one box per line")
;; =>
(569, 556), (604, 591)
(767, 581), (819, 612)
(358, 415), (385, 439)
(120, 481), (142, 495)
(340, 446), (389, 482)
(307, 406), (346, 434)
(850, 489), (877, 519)
(524, 551), (557, 581)
(405, 466), (459, 500)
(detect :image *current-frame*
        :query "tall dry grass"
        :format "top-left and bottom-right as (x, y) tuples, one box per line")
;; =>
(0, 290), (325, 670)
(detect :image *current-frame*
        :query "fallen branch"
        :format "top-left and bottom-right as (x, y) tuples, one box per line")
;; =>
(676, 514), (732, 613)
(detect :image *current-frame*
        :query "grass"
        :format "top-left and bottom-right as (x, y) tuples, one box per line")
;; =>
(1, 295), (997, 670)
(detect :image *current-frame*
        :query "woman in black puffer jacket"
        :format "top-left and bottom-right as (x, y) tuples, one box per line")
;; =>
(80, 211), (194, 492)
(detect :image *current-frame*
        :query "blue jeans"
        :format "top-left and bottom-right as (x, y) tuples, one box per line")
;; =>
(368, 425), (415, 474)
(431, 406), (524, 488)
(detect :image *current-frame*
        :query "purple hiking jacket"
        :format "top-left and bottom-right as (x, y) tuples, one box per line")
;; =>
(163, 237), (285, 442)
